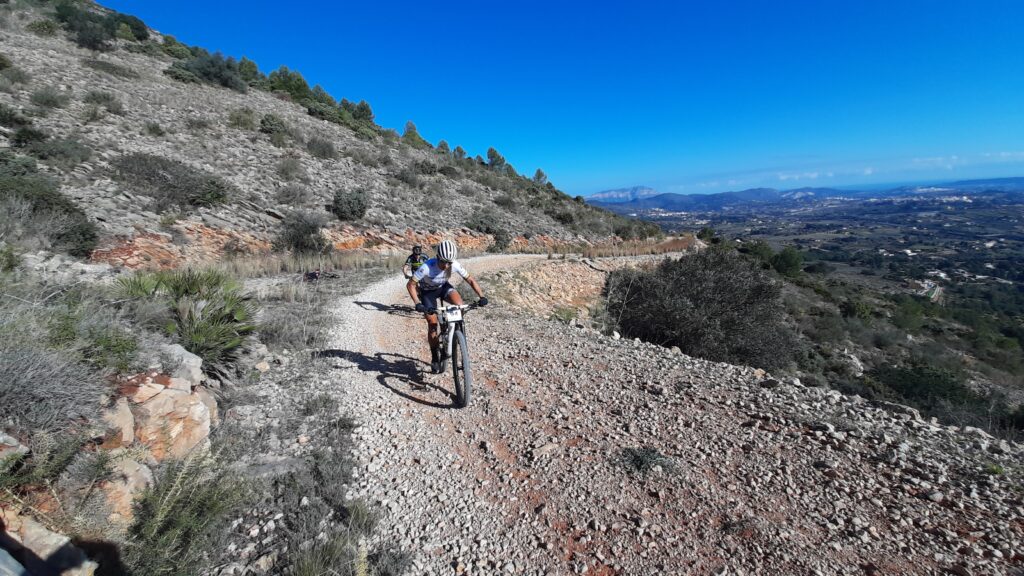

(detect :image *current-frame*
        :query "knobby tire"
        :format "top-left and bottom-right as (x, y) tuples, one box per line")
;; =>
(452, 328), (471, 408)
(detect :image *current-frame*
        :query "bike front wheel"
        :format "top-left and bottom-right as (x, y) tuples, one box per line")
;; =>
(451, 328), (472, 408)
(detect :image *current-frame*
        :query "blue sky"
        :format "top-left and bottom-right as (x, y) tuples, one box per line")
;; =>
(100, 1), (1024, 196)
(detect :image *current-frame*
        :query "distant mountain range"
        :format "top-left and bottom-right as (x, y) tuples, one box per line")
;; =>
(586, 186), (661, 203)
(587, 177), (1024, 214)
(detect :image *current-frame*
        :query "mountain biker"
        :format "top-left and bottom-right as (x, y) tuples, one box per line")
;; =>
(407, 239), (488, 373)
(402, 245), (428, 279)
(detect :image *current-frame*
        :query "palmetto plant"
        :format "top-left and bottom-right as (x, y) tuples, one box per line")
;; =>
(118, 269), (257, 368)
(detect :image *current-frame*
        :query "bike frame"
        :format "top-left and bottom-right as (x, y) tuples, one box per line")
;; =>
(435, 304), (471, 359)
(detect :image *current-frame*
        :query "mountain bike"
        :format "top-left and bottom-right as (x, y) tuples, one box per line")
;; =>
(429, 303), (477, 408)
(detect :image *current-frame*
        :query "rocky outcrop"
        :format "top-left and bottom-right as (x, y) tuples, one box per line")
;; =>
(0, 510), (97, 576)
(103, 454), (154, 526)
(93, 344), (214, 528)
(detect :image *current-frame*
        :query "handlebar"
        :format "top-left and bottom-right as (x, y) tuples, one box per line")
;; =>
(424, 302), (480, 315)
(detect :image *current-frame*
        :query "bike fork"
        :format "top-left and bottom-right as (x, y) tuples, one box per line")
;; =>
(444, 324), (456, 359)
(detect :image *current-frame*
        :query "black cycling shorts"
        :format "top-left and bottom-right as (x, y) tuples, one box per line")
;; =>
(420, 282), (455, 310)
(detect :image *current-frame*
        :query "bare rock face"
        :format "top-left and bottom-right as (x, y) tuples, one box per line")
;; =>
(0, 433), (28, 462)
(0, 509), (98, 576)
(132, 387), (212, 460)
(100, 397), (135, 447)
(102, 454), (154, 526)
(119, 370), (213, 460)
(161, 344), (205, 388)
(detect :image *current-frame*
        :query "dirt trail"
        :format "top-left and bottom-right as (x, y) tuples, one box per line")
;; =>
(323, 255), (1024, 576)
(326, 254), (549, 573)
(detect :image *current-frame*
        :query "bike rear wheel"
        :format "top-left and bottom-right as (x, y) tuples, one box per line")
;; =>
(451, 328), (471, 408)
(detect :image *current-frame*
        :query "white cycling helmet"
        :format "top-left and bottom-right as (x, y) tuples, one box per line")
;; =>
(436, 239), (458, 262)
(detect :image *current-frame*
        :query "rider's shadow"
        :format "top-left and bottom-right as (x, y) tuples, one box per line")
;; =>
(353, 301), (418, 318)
(313, 349), (459, 409)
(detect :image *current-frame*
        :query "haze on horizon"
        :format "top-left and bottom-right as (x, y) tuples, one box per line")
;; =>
(100, 0), (1024, 197)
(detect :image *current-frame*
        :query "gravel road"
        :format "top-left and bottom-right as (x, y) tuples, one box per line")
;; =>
(312, 255), (1023, 576)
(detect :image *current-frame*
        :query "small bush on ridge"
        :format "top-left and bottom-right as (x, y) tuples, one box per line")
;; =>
(228, 107), (256, 130)
(276, 210), (329, 254)
(30, 86), (71, 109)
(306, 136), (336, 159)
(329, 189), (367, 221)
(26, 19), (60, 36)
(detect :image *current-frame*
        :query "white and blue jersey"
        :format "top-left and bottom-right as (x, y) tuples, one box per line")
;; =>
(413, 258), (469, 291)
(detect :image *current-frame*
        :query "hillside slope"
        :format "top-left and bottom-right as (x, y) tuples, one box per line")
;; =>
(0, 1), (655, 269)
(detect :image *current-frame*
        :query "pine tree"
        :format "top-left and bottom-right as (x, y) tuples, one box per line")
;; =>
(533, 168), (548, 185)
(310, 84), (335, 106)
(486, 147), (506, 170)
(437, 140), (451, 155)
(353, 100), (374, 123)
(453, 146), (466, 160)
(238, 57), (261, 83)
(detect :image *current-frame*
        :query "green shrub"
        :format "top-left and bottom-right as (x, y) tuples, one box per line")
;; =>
(275, 210), (329, 253)
(82, 89), (124, 115)
(275, 183), (310, 205)
(54, 1), (115, 50)
(0, 244), (20, 272)
(605, 250), (796, 370)
(550, 306), (577, 324)
(395, 167), (421, 188)
(771, 246), (803, 277)
(465, 207), (503, 233)
(803, 261), (835, 274)
(0, 103), (31, 128)
(161, 36), (194, 59)
(52, 3), (146, 49)
(401, 121), (431, 150)
(329, 189), (367, 221)
(306, 136), (336, 159)
(25, 137), (92, 170)
(167, 52), (246, 92)
(869, 364), (977, 411)
(620, 447), (674, 476)
(83, 325), (138, 373)
(494, 193), (516, 211)
(124, 452), (248, 574)
(115, 21), (134, 41)
(81, 57), (138, 79)
(0, 65), (30, 85)
(0, 434), (84, 489)
(117, 14), (148, 40)
(227, 107), (256, 130)
(184, 116), (211, 131)
(162, 65), (201, 84)
(144, 121), (166, 136)
(0, 54), (10, 71)
(26, 19), (59, 36)
(11, 126), (48, 148)
(268, 65), (311, 101)
(0, 151), (97, 257)
(30, 86), (72, 109)
(112, 153), (235, 211)
(81, 104), (103, 123)
(259, 113), (288, 135)
(118, 269), (257, 366)
(276, 155), (306, 181)
(839, 298), (872, 320)
(891, 295), (925, 331)
(737, 240), (774, 262)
